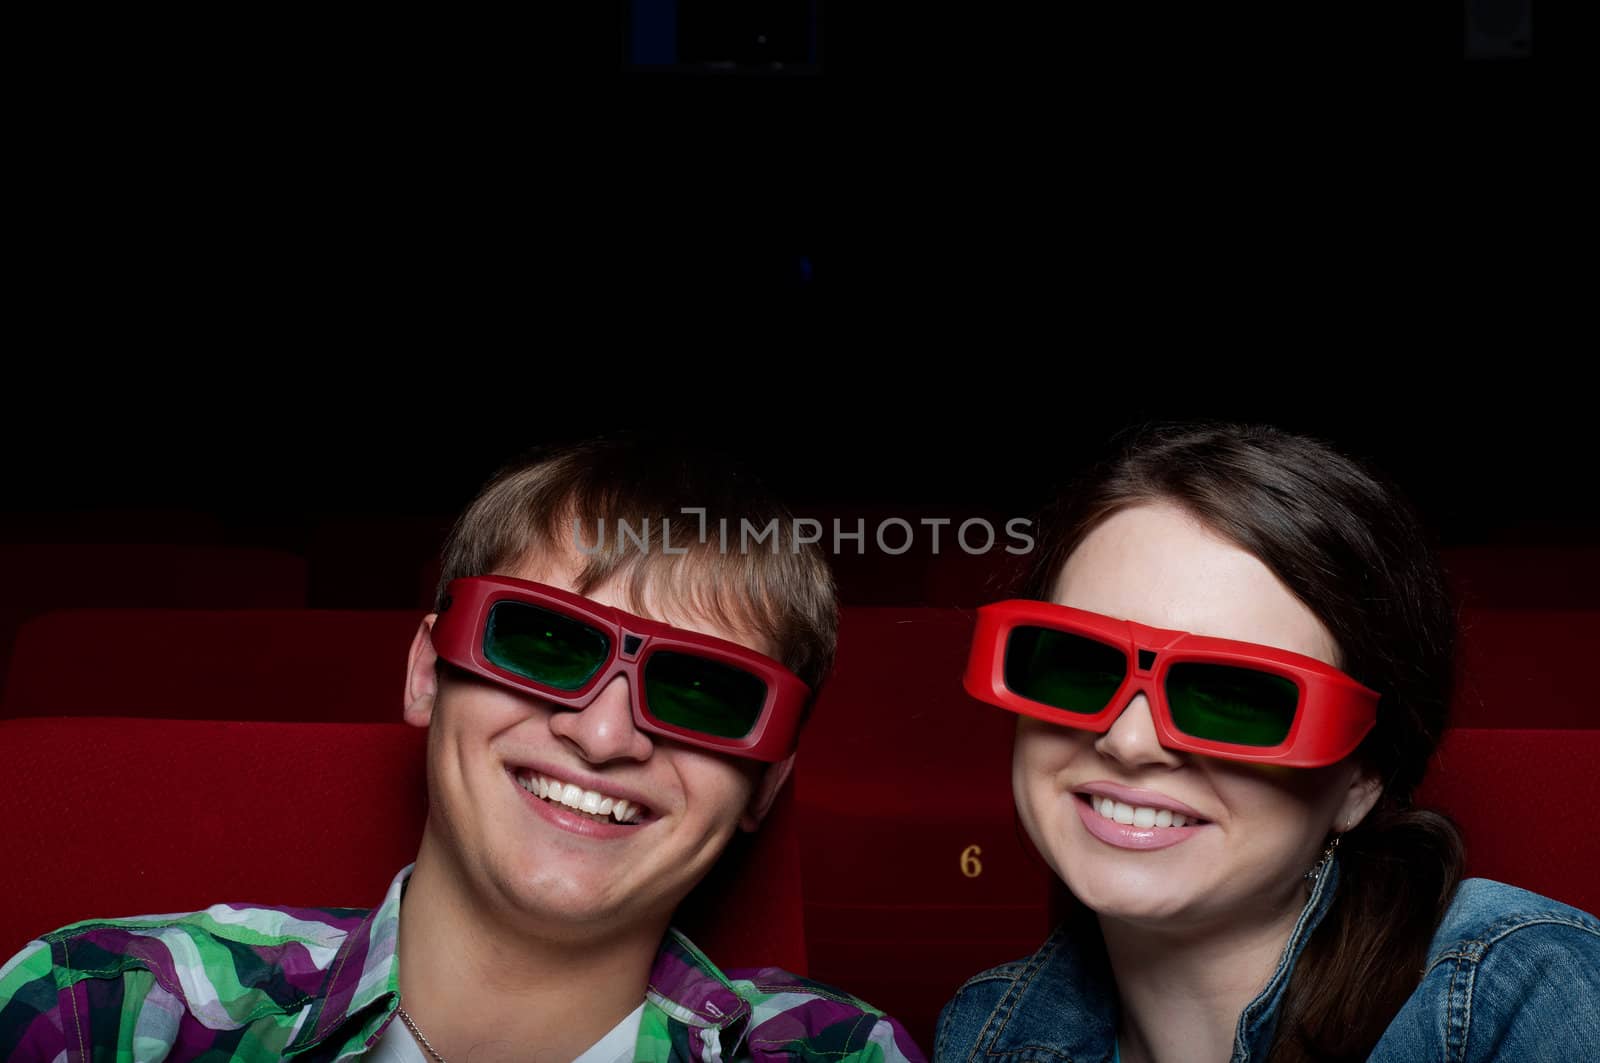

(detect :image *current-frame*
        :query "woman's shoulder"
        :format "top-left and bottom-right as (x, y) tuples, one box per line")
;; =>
(948, 956), (1037, 993)
(934, 958), (1035, 1062)
(1372, 879), (1600, 1061)
(1426, 877), (1600, 961)
(942, 955), (1037, 1012)
(935, 924), (1118, 1063)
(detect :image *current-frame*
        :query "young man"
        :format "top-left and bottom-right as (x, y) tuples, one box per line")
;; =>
(0, 438), (925, 1062)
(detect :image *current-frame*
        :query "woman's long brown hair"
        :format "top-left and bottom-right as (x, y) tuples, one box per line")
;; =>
(1023, 421), (1466, 1063)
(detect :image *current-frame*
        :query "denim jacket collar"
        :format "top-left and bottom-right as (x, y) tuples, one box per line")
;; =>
(1229, 854), (1341, 1060)
(988, 855), (1343, 1063)
(982, 909), (1119, 1062)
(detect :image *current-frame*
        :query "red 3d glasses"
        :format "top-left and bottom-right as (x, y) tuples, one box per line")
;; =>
(964, 599), (1379, 767)
(430, 575), (810, 762)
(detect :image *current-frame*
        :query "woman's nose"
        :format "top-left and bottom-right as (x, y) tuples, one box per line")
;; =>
(1092, 689), (1183, 769)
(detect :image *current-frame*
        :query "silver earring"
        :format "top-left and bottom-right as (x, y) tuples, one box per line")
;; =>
(1303, 832), (1342, 884)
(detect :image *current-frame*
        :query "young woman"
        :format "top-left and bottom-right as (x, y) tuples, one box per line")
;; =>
(938, 422), (1600, 1062)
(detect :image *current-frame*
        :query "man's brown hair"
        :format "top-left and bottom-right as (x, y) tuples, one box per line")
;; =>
(434, 435), (837, 694)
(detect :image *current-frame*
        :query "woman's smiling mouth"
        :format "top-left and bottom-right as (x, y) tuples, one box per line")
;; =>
(1072, 792), (1212, 850)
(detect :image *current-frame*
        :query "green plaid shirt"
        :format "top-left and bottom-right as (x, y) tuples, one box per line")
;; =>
(1, 865), (925, 1062)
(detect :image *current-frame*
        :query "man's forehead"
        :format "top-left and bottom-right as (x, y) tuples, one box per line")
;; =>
(497, 549), (778, 659)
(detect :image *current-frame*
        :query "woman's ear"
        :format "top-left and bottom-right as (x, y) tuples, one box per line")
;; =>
(739, 752), (796, 833)
(1338, 765), (1385, 832)
(403, 614), (440, 728)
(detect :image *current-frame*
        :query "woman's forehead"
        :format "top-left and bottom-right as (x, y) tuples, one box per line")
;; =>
(1053, 502), (1340, 667)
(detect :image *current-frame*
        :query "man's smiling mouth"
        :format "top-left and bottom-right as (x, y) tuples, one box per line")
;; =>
(512, 770), (650, 825)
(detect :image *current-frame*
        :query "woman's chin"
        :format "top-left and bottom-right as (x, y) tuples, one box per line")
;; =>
(1083, 892), (1189, 924)
(1066, 869), (1210, 926)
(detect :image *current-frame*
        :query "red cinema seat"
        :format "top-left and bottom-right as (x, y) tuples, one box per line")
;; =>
(0, 544), (308, 693)
(1453, 609), (1599, 728)
(1442, 545), (1600, 608)
(0, 717), (806, 975)
(419, 556), (444, 611)
(306, 514), (453, 610)
(796, 607), (1054, 1051)
(1414, 728), (1600, 915)
(0, 545), (308, 608)
(920, 547), (1030, 610)
(1, 609), (424, 722)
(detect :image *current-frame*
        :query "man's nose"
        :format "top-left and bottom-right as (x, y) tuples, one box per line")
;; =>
(545, 674), (655, 764)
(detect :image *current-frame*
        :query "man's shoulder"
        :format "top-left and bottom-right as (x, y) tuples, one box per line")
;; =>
(725, 963), (894, 1014)
(723, 966), (927, 1062)
(23, 896), (374, 970)
(2, 898), (380, 1061)
(651, 932), (925, 1061)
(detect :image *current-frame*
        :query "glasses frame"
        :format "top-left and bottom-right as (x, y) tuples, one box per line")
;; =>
(964, 599), (1379, 767)
(431, 574), (810, 762)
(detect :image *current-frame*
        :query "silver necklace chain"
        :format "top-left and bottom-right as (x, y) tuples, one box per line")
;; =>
(396, 1005), (448, 1063)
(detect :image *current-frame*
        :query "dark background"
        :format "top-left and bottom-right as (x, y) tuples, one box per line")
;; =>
(5, 387), (1594, 571)
(3, 0), (1554, 568)
(620, 0), (1531, 69)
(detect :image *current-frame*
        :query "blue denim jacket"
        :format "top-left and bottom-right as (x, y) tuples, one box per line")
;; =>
(936, 857), (1600, 1061)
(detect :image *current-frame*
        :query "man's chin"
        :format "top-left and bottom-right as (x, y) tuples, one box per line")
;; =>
(500, 892), (638, 938)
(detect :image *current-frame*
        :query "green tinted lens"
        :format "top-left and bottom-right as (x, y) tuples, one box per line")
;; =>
(643, 651), (767, 739)
(1004, 626), (1127, 714)
(484, 602), (610, 691)
(1166, 663), (1299, 747)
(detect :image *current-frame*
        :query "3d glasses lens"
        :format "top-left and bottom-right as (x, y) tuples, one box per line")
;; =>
(1165, 663), (1299, 747)
(484, 601), (611, 691)
(1004, 626), (1127, 714)
(643, 651), (768, 739)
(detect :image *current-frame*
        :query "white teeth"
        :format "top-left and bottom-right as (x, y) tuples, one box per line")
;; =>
(516, 772), (645, 823)
(1092, 795), (1200, 829)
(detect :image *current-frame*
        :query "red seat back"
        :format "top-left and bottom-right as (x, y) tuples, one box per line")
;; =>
(0, 544), (308, 694)
(796, 607), (1053, 1050)
(0, 717), (806, 974)
(2, 608), (422, 721)
(1442, 545), (1600, 608)
(1454, 609), (1598, 728)
(0, 544), (308, 609)
(1414, 727), (1600, 914)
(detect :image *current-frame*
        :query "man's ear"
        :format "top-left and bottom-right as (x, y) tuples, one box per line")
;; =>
(738, 752), (796, 833)
(403, 614), (440, 729)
